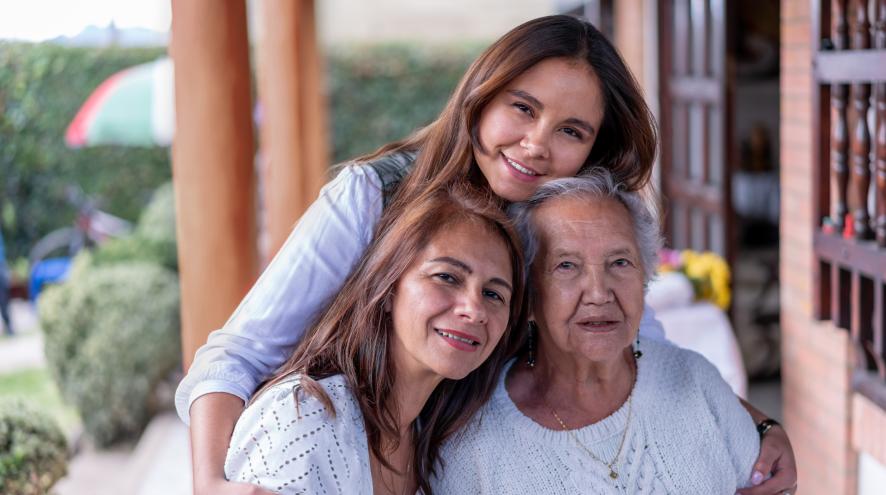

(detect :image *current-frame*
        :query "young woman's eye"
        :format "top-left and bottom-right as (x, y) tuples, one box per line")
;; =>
(513, 102), (533, 116)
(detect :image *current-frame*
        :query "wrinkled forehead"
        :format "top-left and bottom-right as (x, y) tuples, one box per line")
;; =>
(531, 195), (637, 255)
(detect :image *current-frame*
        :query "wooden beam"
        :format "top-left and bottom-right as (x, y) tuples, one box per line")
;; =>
(256, 0), (330, 262)
(170, 0), (258, 370)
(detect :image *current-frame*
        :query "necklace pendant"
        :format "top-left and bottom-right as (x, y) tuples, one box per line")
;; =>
(609, 469), (618, 479)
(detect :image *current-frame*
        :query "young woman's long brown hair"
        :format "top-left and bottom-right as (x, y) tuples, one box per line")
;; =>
(254, 183), (527, 494)
(363, 14), (657, 216)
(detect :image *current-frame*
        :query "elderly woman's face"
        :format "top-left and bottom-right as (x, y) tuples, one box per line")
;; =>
(531, 195), (645, 363)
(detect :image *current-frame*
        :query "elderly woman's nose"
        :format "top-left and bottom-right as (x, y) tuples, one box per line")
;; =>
(581, 266), (614, 304)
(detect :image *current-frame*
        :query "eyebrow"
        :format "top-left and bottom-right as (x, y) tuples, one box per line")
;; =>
(507, 89), (597, 136)
(550, 247), (635, 258)
(427, 256), (513, 293)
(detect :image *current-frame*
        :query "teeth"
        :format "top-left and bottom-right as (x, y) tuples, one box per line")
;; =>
(437, 330), (478, 345)
(506, 157), (537, 176)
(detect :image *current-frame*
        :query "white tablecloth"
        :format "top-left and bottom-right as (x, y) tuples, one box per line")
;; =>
(655, 302), (748, 399)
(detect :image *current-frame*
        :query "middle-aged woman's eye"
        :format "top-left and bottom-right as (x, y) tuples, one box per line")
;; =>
(561, 127), (584, 140)
(434, 272), (458, 284)
(482, 289), (505, 304)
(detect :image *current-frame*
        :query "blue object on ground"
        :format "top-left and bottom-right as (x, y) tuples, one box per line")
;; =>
(29, 257), (72, 301)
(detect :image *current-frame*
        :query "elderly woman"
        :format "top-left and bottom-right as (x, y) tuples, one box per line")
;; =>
(434, 169), (762, 494)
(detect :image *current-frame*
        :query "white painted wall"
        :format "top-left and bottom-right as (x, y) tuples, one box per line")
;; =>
(858, 453), (886, 495)
(316, 0), (555, 43)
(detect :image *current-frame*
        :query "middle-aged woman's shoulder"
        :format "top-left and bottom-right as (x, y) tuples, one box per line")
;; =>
(224, 374), (371, 494)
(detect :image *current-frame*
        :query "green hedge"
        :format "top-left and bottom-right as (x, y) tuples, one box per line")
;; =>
(327, 44), (480, 163)
(1, 42), (480, 262)
(0, 42), (172, 262)
(38, 262), (180, 446)
(90, 182), (177, 271)
(0, 399), (68, 495)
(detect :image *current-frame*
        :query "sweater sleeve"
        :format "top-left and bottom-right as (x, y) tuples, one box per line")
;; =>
(224, 376), (369, 495)
(688, 350), (760, 488)
(174, 166), (384, 424)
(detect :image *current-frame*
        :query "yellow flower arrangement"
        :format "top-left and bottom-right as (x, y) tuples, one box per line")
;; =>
(658, 249), (731, 310)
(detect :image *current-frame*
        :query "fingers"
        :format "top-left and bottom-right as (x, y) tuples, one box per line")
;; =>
(736, 427), (797, 495)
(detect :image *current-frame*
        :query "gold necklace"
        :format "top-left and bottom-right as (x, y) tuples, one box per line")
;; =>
(544, 362), (636, 481)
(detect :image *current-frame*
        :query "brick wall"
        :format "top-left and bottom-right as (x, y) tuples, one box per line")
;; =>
(779, 1), (857, 493)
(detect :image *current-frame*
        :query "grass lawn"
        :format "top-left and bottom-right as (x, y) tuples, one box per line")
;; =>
(0, 367), (81, 436)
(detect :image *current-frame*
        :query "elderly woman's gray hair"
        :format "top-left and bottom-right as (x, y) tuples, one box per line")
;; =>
(508, 167), (663, 284)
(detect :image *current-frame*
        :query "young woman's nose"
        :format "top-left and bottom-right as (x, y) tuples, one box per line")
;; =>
(520, 126), (550, 160)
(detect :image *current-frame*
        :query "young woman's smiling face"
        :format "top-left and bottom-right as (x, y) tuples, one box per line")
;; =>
(474, 57), (605, 202)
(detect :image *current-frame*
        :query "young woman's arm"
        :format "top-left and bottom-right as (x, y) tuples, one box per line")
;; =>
(174, 165), (385, 425)
(190, 394), (275, 495)
(736, 399), (798, 495)
(176, 166), (385, 494)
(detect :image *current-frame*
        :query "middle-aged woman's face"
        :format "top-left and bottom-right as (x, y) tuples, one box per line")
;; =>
(474, 57), (606, 203)
(530, 194), (645, 363)
(389, 218), (515, 382)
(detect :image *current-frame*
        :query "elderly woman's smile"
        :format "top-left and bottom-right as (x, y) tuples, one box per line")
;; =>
(530, 193), (645, 365)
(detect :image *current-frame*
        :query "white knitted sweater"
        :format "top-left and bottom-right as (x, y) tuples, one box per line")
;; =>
(224, 374), (374, 494)
(432, 340), (759, 494)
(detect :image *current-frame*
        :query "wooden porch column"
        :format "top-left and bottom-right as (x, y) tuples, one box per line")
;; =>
(170, 0), (259, 370)
(256, 0), (330, 261)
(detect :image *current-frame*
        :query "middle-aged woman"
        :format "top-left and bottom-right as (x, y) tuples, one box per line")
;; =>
(434, 170), (793, 494)
(177, 15), (796, 494)
(225, 184), (527, 494)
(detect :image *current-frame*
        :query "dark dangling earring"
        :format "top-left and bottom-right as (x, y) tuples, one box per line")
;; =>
(527, 321), (537, 367)
(633, 335), (643, 359)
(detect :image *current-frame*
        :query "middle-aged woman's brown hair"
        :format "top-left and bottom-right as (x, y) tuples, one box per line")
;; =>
(363, 14), (657, 214)
(254, 183), (527, 495)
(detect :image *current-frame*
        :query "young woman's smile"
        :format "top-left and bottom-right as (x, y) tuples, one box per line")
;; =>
(475, 57), (605, 202)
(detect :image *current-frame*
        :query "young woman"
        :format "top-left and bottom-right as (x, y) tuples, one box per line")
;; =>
(178, 15), (796, 495)
(224, 184), (526, 495)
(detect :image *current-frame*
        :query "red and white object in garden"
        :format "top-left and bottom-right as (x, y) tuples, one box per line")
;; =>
(65, 57), (174, 147)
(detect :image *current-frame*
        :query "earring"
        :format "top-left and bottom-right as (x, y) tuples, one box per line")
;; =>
(527, 321), (537, 367)
(633, 335), (643, 359)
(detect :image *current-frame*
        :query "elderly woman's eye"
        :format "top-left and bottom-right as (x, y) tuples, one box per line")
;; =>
(612, 258), (632, 268)
(556, 261), (576, 270)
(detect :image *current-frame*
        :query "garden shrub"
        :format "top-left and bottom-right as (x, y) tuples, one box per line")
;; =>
(90, 182), (177, 271)
(0, 42), (171, 261)
(38, 262), (180, 446)
(0, 399), (68, 495)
